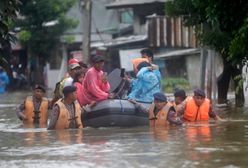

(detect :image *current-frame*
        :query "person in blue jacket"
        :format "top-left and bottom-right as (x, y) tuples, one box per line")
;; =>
(0, 66), (9, 94)
(127, 61), (161, 103)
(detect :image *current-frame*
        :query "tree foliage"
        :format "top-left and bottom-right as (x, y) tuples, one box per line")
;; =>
(165, 0), (248, 105)
(0, 0), (19, 45)
(0, 0), (20, 67)
(17, 0), (78, 59)
(165, 0), (248, 64)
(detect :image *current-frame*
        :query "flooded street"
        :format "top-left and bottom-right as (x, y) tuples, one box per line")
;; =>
(1, 92), (248, 168)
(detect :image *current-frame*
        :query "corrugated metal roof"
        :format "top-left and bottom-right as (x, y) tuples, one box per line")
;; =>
(91, 35), (147, 48)
(155, 48), (200, 59)
(106, 0), (167, 9)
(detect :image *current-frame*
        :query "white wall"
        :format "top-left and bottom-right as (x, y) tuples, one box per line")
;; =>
(186, 53), (223, 89)
(186, 54), (201, 88)
(45, 63), (60, 89)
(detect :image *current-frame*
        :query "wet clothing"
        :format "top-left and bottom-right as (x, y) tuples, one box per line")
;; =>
(152, 65), (161, 83)
(47, 99), (83, 130)
(0, 71), (9, 94)
(127, 67), (161, 103)
(17, 96), (49, 127)
(133, 102), (182, 126)
(81, 67), (110, 105)
(183, 97), (216, 122)
(177, 97), (217, 121)
(149, 103), (182, 127)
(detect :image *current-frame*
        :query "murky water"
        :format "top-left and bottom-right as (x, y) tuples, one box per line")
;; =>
(1, 92), (248, 168)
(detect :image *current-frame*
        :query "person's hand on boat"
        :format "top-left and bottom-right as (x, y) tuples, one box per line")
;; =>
(89, 101), (97, 107)
(108, 93), (115, 99)
(102, 72), (108, 83)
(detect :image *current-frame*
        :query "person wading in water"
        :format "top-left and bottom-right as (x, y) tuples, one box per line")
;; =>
(48, 85), (83, 130)
(16, 85), (49, 128)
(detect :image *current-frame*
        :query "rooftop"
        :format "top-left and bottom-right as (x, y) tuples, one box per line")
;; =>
(106, 0), (166, 9)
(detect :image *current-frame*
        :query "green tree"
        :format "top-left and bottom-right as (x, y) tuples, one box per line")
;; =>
(165, 0), (248, 106)
(16, 0), (78, 84)
(0, 0), (20, 69)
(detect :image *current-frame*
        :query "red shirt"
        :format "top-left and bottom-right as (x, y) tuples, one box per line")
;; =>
(81, 67), (110, 105)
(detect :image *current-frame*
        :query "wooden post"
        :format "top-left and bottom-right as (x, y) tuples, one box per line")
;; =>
(82, 0), (92, 64)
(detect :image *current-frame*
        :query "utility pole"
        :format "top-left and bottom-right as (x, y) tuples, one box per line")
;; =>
(200, 48), (207, 90)
(212, 50), (217, 109)
(206, 49), (213, 100)
(81, 0), (92, 64)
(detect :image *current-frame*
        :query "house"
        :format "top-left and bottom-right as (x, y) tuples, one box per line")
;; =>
(46, 0), (123, 89)
(104, 0), (223, 90)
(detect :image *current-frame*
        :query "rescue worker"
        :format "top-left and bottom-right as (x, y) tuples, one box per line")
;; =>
(149, 92), (182, 127)
(182, 89), (222, 122)
(16, 85), (49, 128)
(129, 92), (182, 127)
(174, 89), (187, 106)
(173, 89), (188, 116)
(132, 57), (149, 74)
(140, 48), (161, 79)
(140, 48), (154, 65)
(47, 85), (83, 130)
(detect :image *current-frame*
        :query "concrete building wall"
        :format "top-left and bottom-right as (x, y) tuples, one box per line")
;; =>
(66, 0), (119, 36)
(186, 53), (223, 89)
(186, 54), (201, 88)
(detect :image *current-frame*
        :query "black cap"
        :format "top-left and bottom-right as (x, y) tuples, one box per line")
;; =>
(63, 85), (77, 96)
(153, 92), (167, 102)
(194, 89), (206, 98)
(34, 84), (46, 93)
(92, 55), (105, 63)
(174, 89), (186, 99)
(137, 61), (151, 71)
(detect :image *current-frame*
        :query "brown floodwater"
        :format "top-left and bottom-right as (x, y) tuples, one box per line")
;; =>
(0, 91), (248, 168)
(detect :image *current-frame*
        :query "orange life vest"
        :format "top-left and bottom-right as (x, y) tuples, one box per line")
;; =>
(54, 99), (83, 129)
(132, 58), (149, 73)
(184, 97), (210, 122)
(23, 96), (49, 127)
(149, 102), (173, 127)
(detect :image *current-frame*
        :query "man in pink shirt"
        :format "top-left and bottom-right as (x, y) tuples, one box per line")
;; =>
(81, 55), (113, 106)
